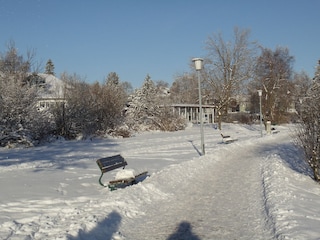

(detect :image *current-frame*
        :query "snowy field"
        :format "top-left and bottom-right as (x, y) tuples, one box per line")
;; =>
(0, 123), (320, 239)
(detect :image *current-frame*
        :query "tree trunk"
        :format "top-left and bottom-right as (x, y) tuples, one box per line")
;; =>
(311, 151), (320, 182)
(217, 111), (222, 130)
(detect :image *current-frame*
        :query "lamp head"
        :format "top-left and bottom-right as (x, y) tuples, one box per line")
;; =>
(192, 58), (203, 70)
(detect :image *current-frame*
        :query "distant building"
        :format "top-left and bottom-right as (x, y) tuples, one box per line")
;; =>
(35, 73), (66, 111)
(172, 103), (215, 124)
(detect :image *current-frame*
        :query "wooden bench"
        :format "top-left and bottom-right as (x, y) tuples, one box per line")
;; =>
(96, 154), (128, 188)
(96, 154), (148, 190)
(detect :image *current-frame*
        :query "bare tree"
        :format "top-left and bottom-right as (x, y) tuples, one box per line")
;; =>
(102, 72), (128, 129)
(293, 71), (312, 115)
(203, 27), (257, 129)
(52, 73), (91, 138)
(52, 72), (128, 139)
(170, 73), (199, 104)
(253, 47), (294, 124)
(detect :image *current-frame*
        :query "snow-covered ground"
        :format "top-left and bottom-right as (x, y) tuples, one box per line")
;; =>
(0, 123), (320, 239)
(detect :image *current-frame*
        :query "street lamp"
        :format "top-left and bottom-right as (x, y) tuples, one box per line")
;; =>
(192, 58), (205, 155)
(257, 90), (263, 137)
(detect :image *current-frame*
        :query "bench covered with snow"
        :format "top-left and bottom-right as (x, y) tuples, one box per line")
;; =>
(221, 133), (238, 144)
(96, 154), (148, 190)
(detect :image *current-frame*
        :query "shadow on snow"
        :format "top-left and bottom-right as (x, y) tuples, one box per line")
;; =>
(67, 210), (122, 240)
(0, 138), (119, 171)
(166, 221), (201, 240)
(260, 140), (313, 178)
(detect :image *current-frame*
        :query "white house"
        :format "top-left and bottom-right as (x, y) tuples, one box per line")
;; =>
(35, 73), (66, 111)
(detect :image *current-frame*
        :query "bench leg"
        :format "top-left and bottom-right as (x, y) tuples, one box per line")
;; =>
(108, 184), (117, 191)
(98, 173), (107, 187)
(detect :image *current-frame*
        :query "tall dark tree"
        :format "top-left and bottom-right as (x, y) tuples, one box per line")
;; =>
(45, 59), (55, 75)
(251, 46), (294, 124)
(105, 72), (119, 85)
(105, 71), (133, 95)
(170, 73), (199, 104)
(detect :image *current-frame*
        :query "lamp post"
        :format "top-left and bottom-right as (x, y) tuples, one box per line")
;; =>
(257, 90), (263, 137)
(192, 58), (205, 155)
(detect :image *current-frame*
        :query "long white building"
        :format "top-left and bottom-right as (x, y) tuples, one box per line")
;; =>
(172, 103), (215, 124)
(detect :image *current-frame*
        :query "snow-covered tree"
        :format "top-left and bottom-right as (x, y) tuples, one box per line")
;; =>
(296, 60), (320, 182)
(0, 43), (54, 147)
(125, 74), (157, 129)
(126, 74), (185, 131)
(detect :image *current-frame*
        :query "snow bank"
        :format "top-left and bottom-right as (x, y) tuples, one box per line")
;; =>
(262, 145), (320, 239)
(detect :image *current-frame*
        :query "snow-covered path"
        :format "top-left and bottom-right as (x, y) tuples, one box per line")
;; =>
(120, 135), (279, 239)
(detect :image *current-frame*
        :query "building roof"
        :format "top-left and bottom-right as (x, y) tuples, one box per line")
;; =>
(171, 103), (215, 108)
(37, 73), (65, 99)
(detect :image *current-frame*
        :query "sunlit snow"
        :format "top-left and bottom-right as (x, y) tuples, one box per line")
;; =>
(0, 124), (319, 239)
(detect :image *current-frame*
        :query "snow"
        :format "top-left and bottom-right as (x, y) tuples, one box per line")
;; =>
(115, 169), (136, 180)
(37, 73), (65, 99)
(0, 123), (320, 239)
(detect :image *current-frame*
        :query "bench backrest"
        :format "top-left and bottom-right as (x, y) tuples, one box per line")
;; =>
(96, 154), (127, 173)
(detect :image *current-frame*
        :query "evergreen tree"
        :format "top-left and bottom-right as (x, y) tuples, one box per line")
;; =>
(125, 74), (185, 131)
(126, 74), (157, 124)
(105, 72), (119, 86)
(45, 59), (55, 75)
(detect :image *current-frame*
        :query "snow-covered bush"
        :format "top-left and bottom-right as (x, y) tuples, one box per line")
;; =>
(296, 60), (320, 182)
(0, 78), (55, 147)
(125, 75), (186, 132)
(0, 44), (55, 147)
(52, 72), (128, 139)
(106, 124), (132, 138)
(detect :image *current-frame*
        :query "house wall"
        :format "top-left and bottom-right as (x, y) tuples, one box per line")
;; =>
(172, 104), (215, 124)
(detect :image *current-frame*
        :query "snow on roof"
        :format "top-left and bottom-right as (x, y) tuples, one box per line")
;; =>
(37, 73), (65, 99)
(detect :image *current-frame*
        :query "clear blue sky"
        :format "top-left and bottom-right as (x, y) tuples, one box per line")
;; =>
(0, 0), (319, 88)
